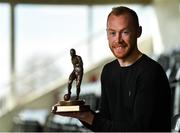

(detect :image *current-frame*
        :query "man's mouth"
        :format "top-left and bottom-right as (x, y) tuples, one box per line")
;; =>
(114, 47), (125, 54)
(111, 43), (127, 55)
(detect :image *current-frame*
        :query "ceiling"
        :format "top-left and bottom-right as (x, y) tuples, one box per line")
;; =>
(0, 0), (152, 5)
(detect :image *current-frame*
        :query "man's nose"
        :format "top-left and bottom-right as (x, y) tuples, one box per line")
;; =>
(116, 32), (123, 43)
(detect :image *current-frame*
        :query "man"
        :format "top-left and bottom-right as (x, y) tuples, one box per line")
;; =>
(65, 48), (83, 101)
(54, 6), (171, 131)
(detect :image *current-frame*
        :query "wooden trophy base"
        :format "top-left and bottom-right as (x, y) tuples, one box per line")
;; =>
(52, 99), (90, 113)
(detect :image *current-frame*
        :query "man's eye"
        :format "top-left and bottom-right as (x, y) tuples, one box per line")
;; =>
(109, 31), (116, 36)
(122, 31), (130, 35)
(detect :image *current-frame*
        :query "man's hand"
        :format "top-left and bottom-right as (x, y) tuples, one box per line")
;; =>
(53, 111), (94, 125)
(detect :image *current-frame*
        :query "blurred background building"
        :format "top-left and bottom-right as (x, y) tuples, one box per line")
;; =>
(0, 0), (180, 132)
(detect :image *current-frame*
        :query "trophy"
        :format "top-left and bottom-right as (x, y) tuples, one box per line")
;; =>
(51, 48), (90, 112)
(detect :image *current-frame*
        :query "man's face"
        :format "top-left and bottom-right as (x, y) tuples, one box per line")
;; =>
(107, 13), (140, 60)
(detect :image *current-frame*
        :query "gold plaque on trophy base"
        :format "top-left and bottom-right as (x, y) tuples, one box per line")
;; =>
(52, 100), (90, 113)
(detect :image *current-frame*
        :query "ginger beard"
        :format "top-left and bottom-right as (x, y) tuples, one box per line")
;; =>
(109, 39), (137, 60)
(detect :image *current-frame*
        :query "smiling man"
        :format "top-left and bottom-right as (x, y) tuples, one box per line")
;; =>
(106, 7), (142, 67)
(53, 6), (171, 132)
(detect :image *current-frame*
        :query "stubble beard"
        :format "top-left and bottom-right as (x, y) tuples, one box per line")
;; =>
(109, 42), (137, 61)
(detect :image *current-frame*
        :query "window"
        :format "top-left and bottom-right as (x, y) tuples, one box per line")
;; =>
(0, 4), (10, 93)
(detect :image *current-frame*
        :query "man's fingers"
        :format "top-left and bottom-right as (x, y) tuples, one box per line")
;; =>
(53, 111), (86, 119)
(54, 112), (78, 117)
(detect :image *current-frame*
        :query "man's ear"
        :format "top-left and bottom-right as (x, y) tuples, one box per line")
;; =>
(137, 26), (142, 38)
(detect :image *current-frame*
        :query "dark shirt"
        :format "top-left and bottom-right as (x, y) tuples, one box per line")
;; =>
(83, 54), (171, 132)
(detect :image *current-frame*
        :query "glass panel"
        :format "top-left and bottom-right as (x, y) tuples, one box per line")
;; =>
(0, 4), (10, 94)
(15, 5), (88, 95)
